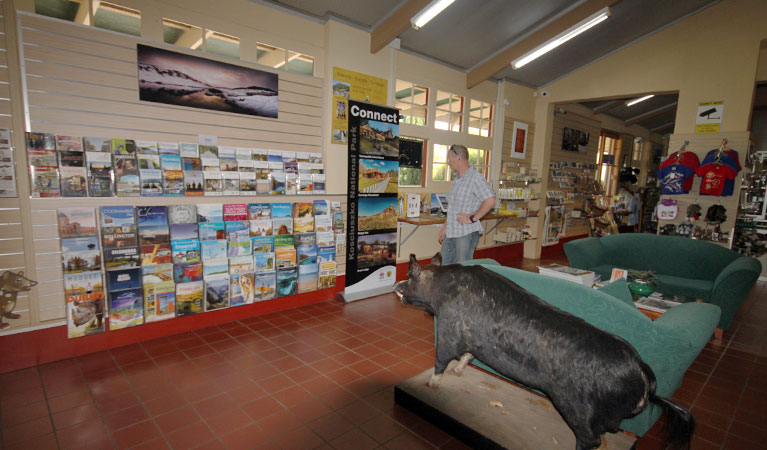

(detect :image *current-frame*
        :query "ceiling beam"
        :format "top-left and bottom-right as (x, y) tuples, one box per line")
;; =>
(466, 0), (620, 89)
(625, 101), (677, 126)
(650, 121), (675, 132)
(370, 0), (432, 54)
(591, 100), (622, 114)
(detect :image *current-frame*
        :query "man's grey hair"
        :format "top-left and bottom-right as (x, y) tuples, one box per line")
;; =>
(449, 144), (469, 161)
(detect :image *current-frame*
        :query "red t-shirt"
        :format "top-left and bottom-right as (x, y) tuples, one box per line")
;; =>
(660, 151), (700, 193)
(698, 164), (737, 196)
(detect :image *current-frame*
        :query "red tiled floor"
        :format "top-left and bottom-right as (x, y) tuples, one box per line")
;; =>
(0, 252), (764, 449)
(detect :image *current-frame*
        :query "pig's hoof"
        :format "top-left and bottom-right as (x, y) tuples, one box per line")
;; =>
(426, 374), (443, 389)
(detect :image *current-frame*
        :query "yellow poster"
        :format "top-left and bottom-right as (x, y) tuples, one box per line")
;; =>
(332, 67), (388, 145)
(695, 100), (724, 134)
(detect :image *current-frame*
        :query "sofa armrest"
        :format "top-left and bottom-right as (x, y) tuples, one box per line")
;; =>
(710, 256), (762, 329)
(459, 258), (501, 267)
(563, 237), (605, 270)
(652, 302), (721, 349)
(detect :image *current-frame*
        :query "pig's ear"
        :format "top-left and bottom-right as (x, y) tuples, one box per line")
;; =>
(431, 252), (442, 266)
(408, 254), (421, 278)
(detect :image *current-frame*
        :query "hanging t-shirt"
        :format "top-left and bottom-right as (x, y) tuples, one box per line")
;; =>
(658, 151), (700, 194)
(697, 148), (740, 196)
(697, 163), (737, 196)
(658, 164), (695, 194)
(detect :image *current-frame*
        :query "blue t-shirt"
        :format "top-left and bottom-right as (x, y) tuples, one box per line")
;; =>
(658, 164), (695, 194)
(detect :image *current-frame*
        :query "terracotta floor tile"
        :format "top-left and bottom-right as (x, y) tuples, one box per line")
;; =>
(337, 400), (382, 426)
(2, 399), (49, 428)
(259, 373), (297, 393)
(203, 408), (252, 435)
(102, 403), (149, 431)
(2, 415), (53, 446)
(111, 420), (162, 449)
(271, 384), (311, 408)
(329, 428), (380, 450)
(94, 391), (141, 415)
(270, 425), (324, 449)
(359, 413), (407, 444)
(154, 405), (201, 434)
(3, 432), (58, 450)
(52, 403), (100, 430)
(220, 423), (270, 450)
(144, 391), (188, 417)
(56, 419), (110, 449)
(47, 388), (93, 414)
(165, 420), (216, 450)
(257, 410), (303, 438)
(241, 395), (286, 421)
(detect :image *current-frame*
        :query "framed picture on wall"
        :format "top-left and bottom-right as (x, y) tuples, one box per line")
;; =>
(511, 121), (528, 159)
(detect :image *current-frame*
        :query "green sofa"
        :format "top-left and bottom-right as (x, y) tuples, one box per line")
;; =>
(451, 258), (720, 437)
(564, 234), (762, 330)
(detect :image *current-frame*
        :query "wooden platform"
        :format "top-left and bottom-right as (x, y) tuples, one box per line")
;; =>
(395, 362), (636, 450)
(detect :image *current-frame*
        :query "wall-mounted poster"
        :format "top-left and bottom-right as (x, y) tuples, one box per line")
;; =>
(511, 121), (528, 159)
(137, 44), (278, 118)
(331, 67), (388, 145)
(562, 127), (590, 153)
(344, 100), (399, 302)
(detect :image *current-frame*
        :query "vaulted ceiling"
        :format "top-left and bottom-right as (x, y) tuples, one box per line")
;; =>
(261, 0), (718, 132)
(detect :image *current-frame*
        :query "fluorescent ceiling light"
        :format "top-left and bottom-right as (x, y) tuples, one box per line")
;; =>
(411, 0), (456, 30)
(511, 7), (611, 69)
(626, 95), (655, 106)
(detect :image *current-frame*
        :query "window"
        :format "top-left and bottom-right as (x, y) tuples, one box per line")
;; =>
(399, 137), (425, 187)
(163, 19), (203, 50)
(286, 51), (315, 76)
(93, 2), (141, 36)
(432, 144), (488, 182)
(468, 100), (492, 137)
(597, 131), (621, 196)
(257, 43), (314, 75)
(395, 80), (428, 126)
(206, 31), (240, 59)
(435, 91), (463, 132)
(632, 139), (643, 165)
(467, 147), (489, 178)
(432, 144), (449, 181)
(35, 0), (81, 22)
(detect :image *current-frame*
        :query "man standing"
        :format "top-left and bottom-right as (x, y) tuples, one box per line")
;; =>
(438, 145), (496, 265)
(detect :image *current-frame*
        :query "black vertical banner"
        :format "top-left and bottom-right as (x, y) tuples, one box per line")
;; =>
(344, 100), (400, 301)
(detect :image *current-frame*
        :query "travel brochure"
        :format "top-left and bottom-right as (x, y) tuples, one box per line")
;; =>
(57, 200), (341, 338)
(27, 133), (324, 197)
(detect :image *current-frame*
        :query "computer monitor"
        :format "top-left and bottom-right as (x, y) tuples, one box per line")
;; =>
(433, 193), (448, 214)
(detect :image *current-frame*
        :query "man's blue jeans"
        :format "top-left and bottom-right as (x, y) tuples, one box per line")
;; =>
(440, 231), (480, 265)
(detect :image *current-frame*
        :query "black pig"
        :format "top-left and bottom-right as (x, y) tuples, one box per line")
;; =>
(394, 254), (694, 450)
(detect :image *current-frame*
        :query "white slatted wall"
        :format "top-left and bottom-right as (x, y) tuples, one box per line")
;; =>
(8, 13), (346, 329)
(0, 0), (30, 329)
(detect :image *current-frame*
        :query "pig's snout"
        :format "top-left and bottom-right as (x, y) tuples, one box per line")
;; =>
(393, 281), (407, 302)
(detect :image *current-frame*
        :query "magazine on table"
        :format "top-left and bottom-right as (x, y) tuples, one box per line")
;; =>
(634, 297), (682, 313)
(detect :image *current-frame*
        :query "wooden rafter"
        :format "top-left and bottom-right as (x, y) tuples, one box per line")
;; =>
(592, 100), (622, 114)
(370, 0), (431, 54)
(466, 0), (620, 89)
(625, 101), (677, 126)
(650, 121), (675, 132)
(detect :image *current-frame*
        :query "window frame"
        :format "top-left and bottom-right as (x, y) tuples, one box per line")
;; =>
(434, 90), (464, 133)
(468, 99), (493, 137)
(395, 80), (429, 127)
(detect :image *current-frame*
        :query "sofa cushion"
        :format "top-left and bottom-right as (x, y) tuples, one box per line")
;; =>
(654, 274), (714, 301)
(597, 279), (634, 307)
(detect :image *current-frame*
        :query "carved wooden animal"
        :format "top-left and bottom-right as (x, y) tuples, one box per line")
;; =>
(0, 271), (37, 329)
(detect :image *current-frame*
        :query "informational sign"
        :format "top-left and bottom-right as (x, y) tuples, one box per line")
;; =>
(344, 100), (400, 302)
(695, 100), (724, 133)
(331, 67), (388, 145)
